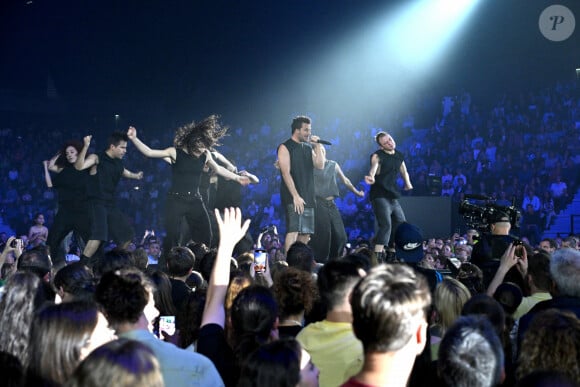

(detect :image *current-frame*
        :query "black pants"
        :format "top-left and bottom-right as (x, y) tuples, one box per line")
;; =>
(46, 204), (91, 267)
(309, 198), (347, 263)
(162, 193), (212, 268)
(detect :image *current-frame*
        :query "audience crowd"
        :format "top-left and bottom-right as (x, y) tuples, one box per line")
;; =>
(0, 79), (580, 386)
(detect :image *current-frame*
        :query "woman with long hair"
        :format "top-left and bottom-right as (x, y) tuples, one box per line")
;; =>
(43, 140), (92, 268)
(27, 300), (116, 386)
(0, 271), (44, 369)
(127, 116), (252, 266)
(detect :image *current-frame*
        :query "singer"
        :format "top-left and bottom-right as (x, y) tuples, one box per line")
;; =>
(277, 115), (326, 253)
(364, 131), (413, 263)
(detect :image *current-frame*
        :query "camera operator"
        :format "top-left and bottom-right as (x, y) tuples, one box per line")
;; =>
(471, 211), (525, 289)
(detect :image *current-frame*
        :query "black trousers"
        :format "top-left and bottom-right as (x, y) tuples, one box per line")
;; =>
(309, 198), (347, 263)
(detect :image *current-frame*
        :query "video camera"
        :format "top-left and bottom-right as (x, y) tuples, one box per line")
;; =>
(458, 194), (521, 232)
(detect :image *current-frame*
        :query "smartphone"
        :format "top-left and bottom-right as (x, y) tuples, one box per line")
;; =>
(254, 249), (267, 273)
(159, 315), (176, 336)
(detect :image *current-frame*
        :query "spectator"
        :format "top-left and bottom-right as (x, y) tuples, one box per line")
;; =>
(342, 264), (431, 387)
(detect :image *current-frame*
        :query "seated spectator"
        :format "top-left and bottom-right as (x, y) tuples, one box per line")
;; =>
(438, 316), (505, 387)
(342, 264), (430, 387)
(238, 338), (319, 387)
(66, 338), (164, 387)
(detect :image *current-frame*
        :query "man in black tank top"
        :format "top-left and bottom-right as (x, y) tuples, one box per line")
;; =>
(277, 116), (326, 254)
(75, 132), (144, 265)
(364, 132), (413, 263)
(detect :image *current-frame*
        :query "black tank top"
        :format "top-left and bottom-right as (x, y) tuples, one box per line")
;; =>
(279, 139), (315, 207)
(170, 148), (205, 194)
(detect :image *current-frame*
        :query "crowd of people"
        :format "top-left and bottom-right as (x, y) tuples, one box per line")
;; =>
(0, 78), (580, 386)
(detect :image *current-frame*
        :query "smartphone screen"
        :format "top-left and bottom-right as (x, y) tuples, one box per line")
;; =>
(254, 249), (267, 273)
(159, 315), (176, 336)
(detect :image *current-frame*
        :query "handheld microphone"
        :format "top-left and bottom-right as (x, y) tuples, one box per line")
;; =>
(313, 139), (332, 145)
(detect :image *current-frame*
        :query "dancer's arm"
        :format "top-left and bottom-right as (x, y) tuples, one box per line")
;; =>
(75, 135), (99, 170)
(399, 161), (413, 190)
(335, 162), (364, 197)
(127, 126), (176, 162)
(205, 150), (250, 186)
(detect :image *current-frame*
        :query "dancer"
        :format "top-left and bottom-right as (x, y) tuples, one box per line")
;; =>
(310, 146), (364, 263)
(127, 115), (251, 268)
(364, 131), (412, 262)
(43, 140), (91, 268)
(277, 116), (325, 254)
(75, 132), (143, 265)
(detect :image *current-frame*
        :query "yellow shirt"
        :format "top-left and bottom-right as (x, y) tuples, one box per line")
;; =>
(297, 320), (363, 387)
(513, 292), (552, 320)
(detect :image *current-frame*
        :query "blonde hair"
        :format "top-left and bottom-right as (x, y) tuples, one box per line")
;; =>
(434, 277), (472, 334)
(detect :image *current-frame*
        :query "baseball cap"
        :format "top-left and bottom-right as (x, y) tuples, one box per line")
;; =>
(394, 222), (424, 263)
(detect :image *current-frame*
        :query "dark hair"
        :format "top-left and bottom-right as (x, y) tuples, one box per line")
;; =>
(286, 241), (314, 273)
(96, 269), (154, 326)
(238, 339), (302, 387)
(290, 116), (311, 134)
(527, 251), (552, 292)
(53, 262), (96, 302)
(148, 270), (177, 317)
(539, 238), (557, 249)
(230, 285), (278, 364)
(456, 262), (485, 295)
(461, 294), (506, 339)
(28, 301), (100, 385)
(93, 248), (135, 278)
(166, 246), (195, 277)
(317, 259), (361, 311)
(107, 132), (129, 147)
(0, 271), (43, 368)
(374, 131), (390, 145)
(66, 339), (163, 387)
(438, 316), (504, 387)
(173, 115), (228, 155)
(17, 248), (52, 279)
(273, 267), (317, 319)
(350, 264), (430, 353)
(55, 140), (83, 168)
(493, 282), (522, 316)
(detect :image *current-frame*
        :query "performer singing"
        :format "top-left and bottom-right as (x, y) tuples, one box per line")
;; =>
(277, 116), (325, 254)
(364, 131), (413, 262)
(127, 116), (251, 268)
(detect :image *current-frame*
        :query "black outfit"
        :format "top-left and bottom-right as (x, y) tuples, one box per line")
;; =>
(162, 149), (212, 267)
(87, 151), (133, 244)
(369, 149), (407, 246)
(471, 233), (524, 289)
(46, 166), (91, 267)
(309, 160), (347, 263)
(278, 324), (303, 338)
(169, 278), (192, 312)
(197, 323), (237, 387)
(279, 139), (316, 233)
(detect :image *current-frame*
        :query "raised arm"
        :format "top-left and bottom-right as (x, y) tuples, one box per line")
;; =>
(311, 138), (325, 170)
(364, 153), (380, 185)
(43, 160), (54, 188)
(201, 208), (250, 328)
(211, 151), (237, 173)
(335, 162), (364, 197)
(278, 144), (305, 214)
(127, 126), (176, 162)
(75, 135), (99, 170)
(399, 160), (413, 190)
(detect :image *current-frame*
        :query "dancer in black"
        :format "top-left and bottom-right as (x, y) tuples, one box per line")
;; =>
(75, 133), (143, 264)
(43, 140), (92, 268)
(365, 131), (413, 262)
(127, 116), (251, 268)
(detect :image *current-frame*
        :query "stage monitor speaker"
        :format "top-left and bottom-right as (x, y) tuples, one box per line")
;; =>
(399, 196), (452, 239)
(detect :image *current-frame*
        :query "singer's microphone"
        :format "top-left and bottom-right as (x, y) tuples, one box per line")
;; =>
(312, 139), (332, 145)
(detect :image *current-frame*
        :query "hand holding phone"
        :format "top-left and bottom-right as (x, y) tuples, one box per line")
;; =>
(159, 315), (176, 336)
(254, 249), (267, 273)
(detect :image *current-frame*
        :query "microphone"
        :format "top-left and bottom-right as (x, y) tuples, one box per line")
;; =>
(312, 139), (332, 145)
